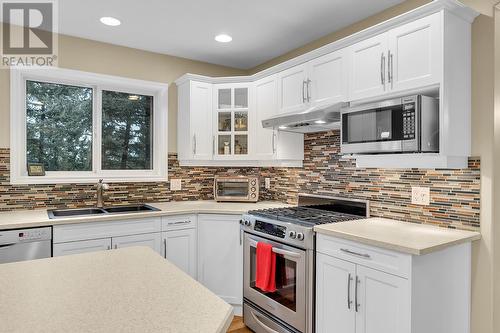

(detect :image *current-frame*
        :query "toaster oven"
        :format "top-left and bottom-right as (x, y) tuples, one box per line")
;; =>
(214, 176), (259, 202)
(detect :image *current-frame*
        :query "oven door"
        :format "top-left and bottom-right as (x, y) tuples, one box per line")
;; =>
(341, 96), (419, 154)
(244, 233), (307, 332)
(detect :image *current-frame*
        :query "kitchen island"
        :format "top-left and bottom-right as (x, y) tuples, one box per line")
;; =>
(0, 246), (233, 333)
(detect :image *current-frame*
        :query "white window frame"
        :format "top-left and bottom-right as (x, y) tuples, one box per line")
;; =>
(10, 67), (169, 184)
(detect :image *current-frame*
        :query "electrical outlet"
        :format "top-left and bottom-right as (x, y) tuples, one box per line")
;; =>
(170, 179), (182, 191)
(411, 186), (430, 205)
(265, 178), (271, 190)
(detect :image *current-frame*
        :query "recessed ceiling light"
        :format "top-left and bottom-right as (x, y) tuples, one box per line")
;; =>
(314, 120), (327, 124)
(278, 125), (288, 130)
(100, 16), (121, 26)
(215, 34), (232, 43)
(128, 95), (139, 101)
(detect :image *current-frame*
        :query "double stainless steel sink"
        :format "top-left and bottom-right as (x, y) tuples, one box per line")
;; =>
(47, 204), (160, 219)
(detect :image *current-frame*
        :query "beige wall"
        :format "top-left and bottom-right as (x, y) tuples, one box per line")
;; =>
(0, 32), (246, 152)
(248, 1), (497, 332)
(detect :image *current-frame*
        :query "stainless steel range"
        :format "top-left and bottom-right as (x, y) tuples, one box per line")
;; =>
(241, 194), (369, 333)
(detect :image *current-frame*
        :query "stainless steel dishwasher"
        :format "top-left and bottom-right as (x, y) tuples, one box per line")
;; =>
(0, 227), (52, 264)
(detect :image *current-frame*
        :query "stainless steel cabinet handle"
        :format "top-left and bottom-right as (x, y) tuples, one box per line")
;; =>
(193, 134), (197, 155)
(163, 238), (167, 258)
(341, 248), (371, 259)
(387, 50), (392, 84)
(347, 273), (353, 309)
(389, 51), (394, 89)
(307, 79), (312, 102)
(212, 135), (216, 155)
(250, 311), (280, 333)
(272, 132), (276, 154)
(380, 52), (386, 88)
(302, 80), (307, 103)
(355, 275), (360, 312)
(168, 220), (191, 225)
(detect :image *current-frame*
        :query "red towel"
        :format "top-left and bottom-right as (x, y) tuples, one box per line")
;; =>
(255, 242), (277, 293)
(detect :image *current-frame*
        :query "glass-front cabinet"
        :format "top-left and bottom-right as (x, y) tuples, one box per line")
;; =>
(214, 84), (250, 158)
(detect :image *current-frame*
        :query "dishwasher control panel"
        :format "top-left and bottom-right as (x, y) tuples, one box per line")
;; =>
(0, 227), (52, 245)
(17, 228), (52, 241)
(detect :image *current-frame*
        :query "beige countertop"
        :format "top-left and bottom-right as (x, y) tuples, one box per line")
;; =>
(0, 246), (233, 333)
(314, 217), (481, 255)
(0, 200), (290, 230)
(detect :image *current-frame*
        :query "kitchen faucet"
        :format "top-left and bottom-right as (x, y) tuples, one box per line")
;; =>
(96, 179), (109, 208)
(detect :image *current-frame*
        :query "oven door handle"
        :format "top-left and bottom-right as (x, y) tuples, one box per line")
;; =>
(248, 239), (302, 259)
(250, 311), (281, 333)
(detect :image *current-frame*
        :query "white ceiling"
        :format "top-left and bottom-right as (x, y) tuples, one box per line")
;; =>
(54, 0), (405, 69)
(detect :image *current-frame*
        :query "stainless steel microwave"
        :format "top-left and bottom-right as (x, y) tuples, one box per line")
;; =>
(341, 95), (439, 154)
(214, 176), (259, 202)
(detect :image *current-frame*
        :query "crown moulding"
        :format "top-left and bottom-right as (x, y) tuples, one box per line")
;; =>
(175, 0), (479, 87)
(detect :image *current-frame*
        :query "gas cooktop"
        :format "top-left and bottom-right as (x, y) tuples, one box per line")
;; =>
(248, 206), (364, 227)
(248, 195), (369, 227)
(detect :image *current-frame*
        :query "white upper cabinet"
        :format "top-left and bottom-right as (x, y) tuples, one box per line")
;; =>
(177, 80), (213, 161)
(349, 12), (441, 101)
(309, 49), (349, 106)
(277, 63), (309, 114)
(176, 2), (477, 168)
(349, 33), (389, 101)
(388, 13), (442, 92)
(278, 49), (349, 112)
(213, 84), (251, 159)
(254, 75), (278, 160)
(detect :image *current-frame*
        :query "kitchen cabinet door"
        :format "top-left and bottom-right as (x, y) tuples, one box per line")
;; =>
(355, 265), (410, 333)
(112, 232), (162, 255)
(309, 49), (349, 106)
(316, 253), (356, 333)
(388, 12), (441, 92)
(53, 238), (111, 257)
(197, 214), (243, 305)
(190, 81), (214, 160)
(349, 33), (388, 101)
(253, 75), (278, 160)
(277, 63), (309, 114)
(162, 229), (197, 278)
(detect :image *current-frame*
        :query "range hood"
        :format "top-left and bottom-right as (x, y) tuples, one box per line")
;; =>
(261, 102), (348, 133)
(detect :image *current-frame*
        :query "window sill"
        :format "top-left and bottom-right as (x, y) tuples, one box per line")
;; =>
(9, 174), (168, 185)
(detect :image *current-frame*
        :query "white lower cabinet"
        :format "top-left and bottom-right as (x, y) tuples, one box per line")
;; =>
(316, 234), (472, 333)
(197, 214), (243, 306)
(355, 265), (409, 333)
(316, 253), (356, 333)
(53, 238), (112, 257)
(162, 229), (197, 278)
(112, 232), (162, 254)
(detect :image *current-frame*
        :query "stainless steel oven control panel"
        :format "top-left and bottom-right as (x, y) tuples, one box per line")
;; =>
(241, 214), (314, 250)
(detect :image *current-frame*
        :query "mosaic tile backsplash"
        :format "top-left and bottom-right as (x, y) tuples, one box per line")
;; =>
(0, 130), (481, 230)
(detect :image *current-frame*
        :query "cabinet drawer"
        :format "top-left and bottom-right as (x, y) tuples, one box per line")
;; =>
(161, 214), (197, 231)
(317, 234), (411, 278)
(53, 217), (161, 243)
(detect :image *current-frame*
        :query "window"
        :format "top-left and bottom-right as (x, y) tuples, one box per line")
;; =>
(11, 68), (168, 184)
